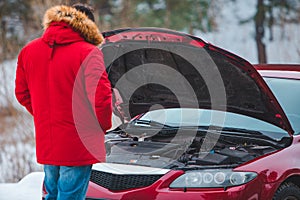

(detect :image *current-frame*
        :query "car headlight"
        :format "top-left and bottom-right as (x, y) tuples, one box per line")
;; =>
(170, 169), (257, 188)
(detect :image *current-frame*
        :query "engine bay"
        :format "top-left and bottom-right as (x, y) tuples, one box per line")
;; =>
(105, 128), (281, 169)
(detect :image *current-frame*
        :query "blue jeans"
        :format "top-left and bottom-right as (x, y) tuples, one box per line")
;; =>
(44, 165), (92, 200)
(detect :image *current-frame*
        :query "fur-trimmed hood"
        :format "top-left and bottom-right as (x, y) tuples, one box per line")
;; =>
(43, 5), (103, 45)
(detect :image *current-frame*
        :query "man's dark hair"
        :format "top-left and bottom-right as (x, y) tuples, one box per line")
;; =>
(72, 3), (95, 22)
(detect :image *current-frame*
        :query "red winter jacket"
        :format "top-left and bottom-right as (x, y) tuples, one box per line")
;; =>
(15, 5), (112, 166)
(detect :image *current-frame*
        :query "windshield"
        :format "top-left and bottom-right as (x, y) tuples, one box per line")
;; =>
(138, 108), (287, 136)
(264, 77), (300, 134)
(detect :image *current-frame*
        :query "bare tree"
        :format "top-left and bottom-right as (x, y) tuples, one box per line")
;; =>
(255, 0), (267, 63)
(253, 0), (300, 63)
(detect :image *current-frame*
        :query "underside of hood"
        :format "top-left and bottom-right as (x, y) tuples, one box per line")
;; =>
(101, 28), (293, 134)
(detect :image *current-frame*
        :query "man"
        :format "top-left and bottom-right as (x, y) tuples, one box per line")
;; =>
(15, 4), (112, 200)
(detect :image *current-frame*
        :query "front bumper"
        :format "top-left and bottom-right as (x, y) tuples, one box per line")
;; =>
(86, 169), (265, 200)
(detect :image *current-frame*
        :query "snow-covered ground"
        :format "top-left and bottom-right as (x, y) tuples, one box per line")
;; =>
(0, 172), (44, 200)
(0, 1), (299, 199)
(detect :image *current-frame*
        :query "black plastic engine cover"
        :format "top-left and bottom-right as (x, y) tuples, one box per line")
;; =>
(190, 152), (229, 165)
(216, 148), (254, 163)
(106, 141), (184, 168)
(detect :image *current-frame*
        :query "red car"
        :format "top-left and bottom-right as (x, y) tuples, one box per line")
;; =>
(46, 28), (300, 200)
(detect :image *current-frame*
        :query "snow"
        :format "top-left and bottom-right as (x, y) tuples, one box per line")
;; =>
(199, 0), (300, 64)
(0, 172), (44, 200)
(0, 59), (18, 108)
(199, 0), (257, 63)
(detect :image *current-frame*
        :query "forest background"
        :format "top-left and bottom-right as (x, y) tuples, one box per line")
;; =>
(0, 0), (299, 182)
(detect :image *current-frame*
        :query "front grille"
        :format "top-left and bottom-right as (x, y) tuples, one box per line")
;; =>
(90, 170), (163, 191)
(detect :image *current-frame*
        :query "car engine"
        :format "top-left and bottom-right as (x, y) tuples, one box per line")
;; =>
(105, 129), (279, 169)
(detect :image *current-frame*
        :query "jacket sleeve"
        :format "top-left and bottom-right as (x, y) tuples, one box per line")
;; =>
(84, 48), (112, 132)
(15, 50), (33, 115)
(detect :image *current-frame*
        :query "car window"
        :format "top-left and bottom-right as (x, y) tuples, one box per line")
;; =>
(264, 77), (300, 134)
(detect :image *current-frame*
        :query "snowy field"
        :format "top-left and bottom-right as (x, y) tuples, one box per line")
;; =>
(0, 1), (299, 199)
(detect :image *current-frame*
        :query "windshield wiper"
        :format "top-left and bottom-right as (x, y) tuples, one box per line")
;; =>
(221, 127), (264, 136)
(134, 119), (173, 128)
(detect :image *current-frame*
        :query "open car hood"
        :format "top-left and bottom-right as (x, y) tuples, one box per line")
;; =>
(101, 28), (293, 134)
